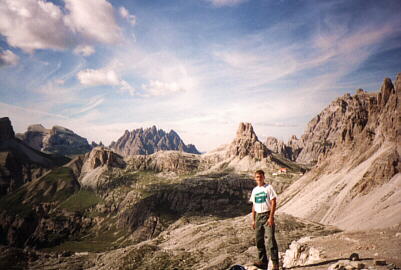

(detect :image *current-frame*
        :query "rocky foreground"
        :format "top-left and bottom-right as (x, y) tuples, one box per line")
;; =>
(2, 213), (340, 270)
(2, 215), (400, 270)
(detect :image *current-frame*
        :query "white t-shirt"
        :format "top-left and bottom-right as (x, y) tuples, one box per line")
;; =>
(249, 184), (277, 213)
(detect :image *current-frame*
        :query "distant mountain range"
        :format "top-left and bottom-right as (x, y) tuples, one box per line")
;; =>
(109, 126), (200, 155)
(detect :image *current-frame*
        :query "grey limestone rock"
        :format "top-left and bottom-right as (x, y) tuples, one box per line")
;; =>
(17, 124), (91, 156)
(110, 125), (200, 156)
(227, 122), (270, 160)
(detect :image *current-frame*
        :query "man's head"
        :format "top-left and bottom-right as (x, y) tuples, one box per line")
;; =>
(254, 169), (265, 186)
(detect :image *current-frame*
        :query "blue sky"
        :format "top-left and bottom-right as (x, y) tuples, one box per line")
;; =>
(0, 0), (400, 152)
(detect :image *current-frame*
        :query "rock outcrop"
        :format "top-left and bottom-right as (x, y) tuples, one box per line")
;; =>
(282, 237), (321, 268)
(227, 122), (270, 160)
(265, 136), (286, 155)
(118, 175), (256, 242)
(265, 135), (302, 161)
(17, 124), (92, 156)
(78, 147), (126, 190)
(110, 126), (200, 156)
(200, 122), (290, 173)
(126, 151), (200, 174)
(279, 73), (401, 230)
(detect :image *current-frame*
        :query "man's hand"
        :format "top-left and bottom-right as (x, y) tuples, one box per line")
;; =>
(267, 216), (274, 227)
(252, 220), (256, 230)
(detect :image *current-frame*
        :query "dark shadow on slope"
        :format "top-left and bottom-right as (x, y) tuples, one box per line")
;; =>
(119, 174), (255, 242)
(0, 167), (82, 248)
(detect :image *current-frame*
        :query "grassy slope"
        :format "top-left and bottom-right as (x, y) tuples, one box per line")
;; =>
(0, 167), (79, 217)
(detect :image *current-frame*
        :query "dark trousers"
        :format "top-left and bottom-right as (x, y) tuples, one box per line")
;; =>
(255, 212), (279, 265)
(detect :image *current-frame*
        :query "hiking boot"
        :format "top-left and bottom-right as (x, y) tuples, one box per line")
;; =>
(253, 261), (268, 269)
(272, 262), (281, 270)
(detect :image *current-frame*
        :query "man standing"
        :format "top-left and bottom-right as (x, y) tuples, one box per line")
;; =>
(249, 169), (279, 270)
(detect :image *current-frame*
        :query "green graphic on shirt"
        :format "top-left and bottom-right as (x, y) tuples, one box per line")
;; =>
(255, 192), (267, 203)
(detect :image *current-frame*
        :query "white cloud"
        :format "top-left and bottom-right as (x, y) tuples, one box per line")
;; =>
(77, 68), (120, 86)
(0, 50), (19, 66)
(206, 0), (248, 7)
(73, 45), (95, 56)
(119, 6), (136, 25)
(77, 67), (135, 95)
(0, 0), (72, 53)
(75, 95), (105, 114)
(64, 0), (121, 44)
(0, 0), (121, 53)
(110, 48), (198, 98)
(141, 80), (185, 96)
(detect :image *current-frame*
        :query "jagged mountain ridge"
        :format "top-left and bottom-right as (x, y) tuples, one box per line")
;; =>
(278, 73), (401, 230)
(265, 83), (399, 166)
(200, 122), (293, 173)
(16, 124), (92, 156)
(109, 125), (200, 156)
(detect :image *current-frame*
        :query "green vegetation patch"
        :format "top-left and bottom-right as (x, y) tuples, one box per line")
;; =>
(0, 167), (79, 217)
(0, 187), (33, 218)
(59, 189), (102, 212)
(30, 167), (79, 204)
(43, 227), (126, 253)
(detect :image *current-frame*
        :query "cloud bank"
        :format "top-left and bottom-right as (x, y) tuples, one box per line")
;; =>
(0, 0), (122, 53)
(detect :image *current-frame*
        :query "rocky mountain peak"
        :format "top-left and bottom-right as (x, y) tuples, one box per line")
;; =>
(83, 146), (125, 170)
(27, 124), (47, 133)
(0, 117), (15, 142)
(265, 136), (285, 154)
(355, 88), (365, 95)
(110, 126), (200, 156)
(264, 135), (302, 161)
(395, 73), (401, 92)
(236, 122), (257, 141)
(17, 124), (91, 156)
(378, 77), (395, 107)
(227, 122), (270, 160)
(51, 125), (74, 135)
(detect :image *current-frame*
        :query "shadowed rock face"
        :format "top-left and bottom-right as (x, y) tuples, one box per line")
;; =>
(110, 126), (200, 156)
(0, 166), (82, 248)
(0, 118), (70, 197)
(16, 124), (92, 156)
(0, 117), (15, 142)
(118, 175), (255, 242)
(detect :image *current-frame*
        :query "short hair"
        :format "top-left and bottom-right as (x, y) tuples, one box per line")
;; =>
(255, 169), (265, 177)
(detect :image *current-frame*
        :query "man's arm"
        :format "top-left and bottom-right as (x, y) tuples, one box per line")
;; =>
(267, 197), (276, 227)
(252, 204), (256, 229)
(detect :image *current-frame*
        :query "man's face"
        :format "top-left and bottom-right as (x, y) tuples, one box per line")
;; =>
(254, 173), (265, 186)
